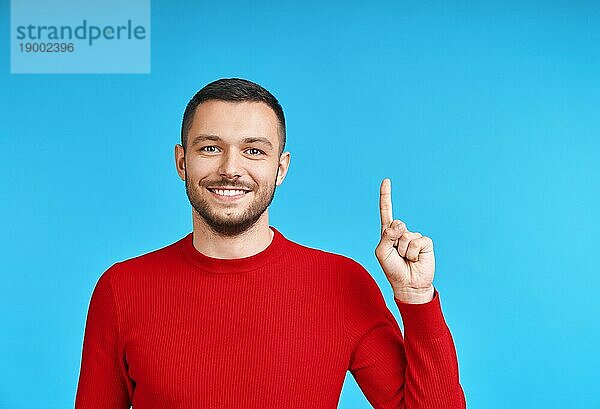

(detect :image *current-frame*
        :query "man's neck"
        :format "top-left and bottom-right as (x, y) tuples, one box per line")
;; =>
(190, 216), (274, 259)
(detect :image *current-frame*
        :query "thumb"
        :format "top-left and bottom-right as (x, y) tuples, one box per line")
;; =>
(380, 220), (407, 246)
(376, 220), (406, 262)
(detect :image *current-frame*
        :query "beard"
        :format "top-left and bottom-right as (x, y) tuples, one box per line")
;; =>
(184, 168), (278, 237)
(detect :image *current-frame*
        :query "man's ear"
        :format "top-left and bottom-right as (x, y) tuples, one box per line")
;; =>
(175, 144), (186, 181)
(275, 151), (291, 186)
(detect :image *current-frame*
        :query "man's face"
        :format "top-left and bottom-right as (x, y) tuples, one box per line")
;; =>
(176, 100), (290, 236)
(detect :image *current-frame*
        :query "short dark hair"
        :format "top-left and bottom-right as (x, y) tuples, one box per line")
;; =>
(181, 78), (286, 155)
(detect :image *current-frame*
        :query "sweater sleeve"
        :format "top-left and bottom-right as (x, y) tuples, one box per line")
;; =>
(74, 264), (133, 409)
(345, 262), (466, 409)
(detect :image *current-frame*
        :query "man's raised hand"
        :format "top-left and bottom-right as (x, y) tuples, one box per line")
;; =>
(375, 178), (436, 304)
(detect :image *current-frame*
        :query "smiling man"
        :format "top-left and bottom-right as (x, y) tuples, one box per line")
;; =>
(75, 78), (466, 409)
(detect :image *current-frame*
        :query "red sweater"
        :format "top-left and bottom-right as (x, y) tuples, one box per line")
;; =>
(75, 226), (466, 408)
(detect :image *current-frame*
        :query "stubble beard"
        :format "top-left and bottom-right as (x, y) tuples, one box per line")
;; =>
(184, 168), (278, 237)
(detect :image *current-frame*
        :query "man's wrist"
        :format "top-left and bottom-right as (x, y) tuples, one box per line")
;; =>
(393, 285), (435, 304)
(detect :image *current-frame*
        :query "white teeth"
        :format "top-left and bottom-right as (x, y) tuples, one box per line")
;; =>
(213, 189), (247, 196)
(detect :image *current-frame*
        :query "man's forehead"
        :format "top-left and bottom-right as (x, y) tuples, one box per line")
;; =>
(189, 100), (280, 144)
(194, 100), (276, 119)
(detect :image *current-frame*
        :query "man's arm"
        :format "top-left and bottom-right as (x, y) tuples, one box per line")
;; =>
(346, 265), (465, 408)
(345, 177), (465, 407)
(74, 264), (133, 409)
(395, 288), (466, 407)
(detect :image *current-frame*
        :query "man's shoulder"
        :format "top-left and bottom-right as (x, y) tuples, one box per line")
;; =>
(284, 236), (365, 272)
(106, 234), (185, 275)
(285, 237), (382, 309)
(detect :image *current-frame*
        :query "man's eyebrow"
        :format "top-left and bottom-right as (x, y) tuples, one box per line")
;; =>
(241, 137), (273, 150)
(191, 134), (273, 150)
(190, 134), (220, 146)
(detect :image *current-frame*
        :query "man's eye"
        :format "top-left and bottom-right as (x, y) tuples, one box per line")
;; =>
(198, 146), (263, 155)
(246, 148), (264, 155)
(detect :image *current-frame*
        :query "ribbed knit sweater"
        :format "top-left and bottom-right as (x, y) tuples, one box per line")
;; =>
(75, 226), (466, 408)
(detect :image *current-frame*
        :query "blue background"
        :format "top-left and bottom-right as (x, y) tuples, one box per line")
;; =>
(1, 1), (599, 408)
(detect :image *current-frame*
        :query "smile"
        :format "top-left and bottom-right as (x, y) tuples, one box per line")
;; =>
(207, 188), (251, 201)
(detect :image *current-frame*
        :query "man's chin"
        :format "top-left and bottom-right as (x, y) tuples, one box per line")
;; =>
(201, 211), (257, 230)
(205, 219), (261, 236)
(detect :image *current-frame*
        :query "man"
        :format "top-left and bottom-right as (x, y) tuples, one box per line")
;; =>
(75, 78), (466, 408)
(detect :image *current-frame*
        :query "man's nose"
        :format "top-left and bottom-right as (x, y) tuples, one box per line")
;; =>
(218, 150), (243, 179)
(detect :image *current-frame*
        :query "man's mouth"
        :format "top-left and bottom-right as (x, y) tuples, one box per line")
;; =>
(206, 187), (251, 200)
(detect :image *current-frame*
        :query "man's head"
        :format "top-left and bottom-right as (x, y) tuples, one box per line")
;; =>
(175, 78), (291, 237)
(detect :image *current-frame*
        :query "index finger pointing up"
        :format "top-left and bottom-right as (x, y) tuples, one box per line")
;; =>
(379, 178), (393, 229)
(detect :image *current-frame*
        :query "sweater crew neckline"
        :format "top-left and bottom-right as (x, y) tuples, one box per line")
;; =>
(179, 226), (287, 273)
